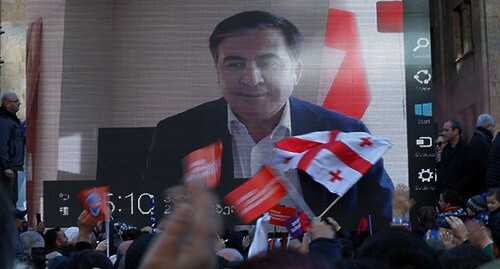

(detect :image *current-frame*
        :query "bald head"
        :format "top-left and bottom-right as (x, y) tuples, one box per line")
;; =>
(1, 92), (21, 114)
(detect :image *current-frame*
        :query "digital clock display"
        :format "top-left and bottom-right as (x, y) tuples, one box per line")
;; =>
(43, 180), (238, 227)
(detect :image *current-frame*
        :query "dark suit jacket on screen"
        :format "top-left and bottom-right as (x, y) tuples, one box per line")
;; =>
(144, 97), (394, 230)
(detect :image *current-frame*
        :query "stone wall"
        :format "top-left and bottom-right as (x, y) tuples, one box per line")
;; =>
(1, 0), (26, 120)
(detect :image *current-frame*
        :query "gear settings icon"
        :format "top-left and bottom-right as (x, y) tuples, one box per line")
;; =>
(418, 169), (434, 182)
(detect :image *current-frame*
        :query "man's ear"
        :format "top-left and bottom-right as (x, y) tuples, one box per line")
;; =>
(293, 60), (303, 86)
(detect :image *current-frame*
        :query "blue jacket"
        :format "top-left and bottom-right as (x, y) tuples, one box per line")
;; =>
(0, 107), (25, 171)
(144, 97), (393, 231)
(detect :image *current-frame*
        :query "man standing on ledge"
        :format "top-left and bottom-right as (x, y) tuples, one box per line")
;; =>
(437, 119), (469, 199)
(144, 11), (393, 230)
(0, 92), (24, 206)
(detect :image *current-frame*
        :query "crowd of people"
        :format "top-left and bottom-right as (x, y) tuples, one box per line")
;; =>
(3, 182), (500, 269)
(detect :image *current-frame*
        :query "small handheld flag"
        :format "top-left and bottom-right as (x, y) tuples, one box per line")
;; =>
(183, 140), (222, 189)
(224, 166), (287, 224)
(78, 186), (110, 222)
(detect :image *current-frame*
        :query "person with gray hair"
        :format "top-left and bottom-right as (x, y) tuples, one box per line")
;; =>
(477, 114), (496, 131)
(463, 114), (496, 199)
(0, 91), (24, 206)
(20, 231), (45, 257)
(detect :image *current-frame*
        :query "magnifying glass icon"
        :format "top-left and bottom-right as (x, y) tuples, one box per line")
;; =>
(413, 38), (429, 52)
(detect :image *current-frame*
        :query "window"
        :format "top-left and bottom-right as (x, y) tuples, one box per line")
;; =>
(452, 0), (473, 63)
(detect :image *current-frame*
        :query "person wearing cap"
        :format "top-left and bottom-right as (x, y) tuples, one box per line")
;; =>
(13, 208), (28, 233)
(466, 195), (489, 224)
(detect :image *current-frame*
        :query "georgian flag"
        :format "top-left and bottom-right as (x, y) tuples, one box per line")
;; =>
(273, 131), (391, 196)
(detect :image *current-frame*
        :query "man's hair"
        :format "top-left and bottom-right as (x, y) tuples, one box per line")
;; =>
(44, 227), (62, 249)
(476, 114), (495, 128)
(487, 188), (500, 202)
(439, 189), (462, 206)
(209, 10), (304, 61)
(1, 92), (16, 107)
(417, 206), (437, 230)
(447, 119), (463, 135)
(20, 231), (45, 256)
(356, 227), (440, 269)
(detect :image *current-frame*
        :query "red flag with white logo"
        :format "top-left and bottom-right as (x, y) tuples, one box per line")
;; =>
(224, 166), (287, 224)
(273, 131), (391, 196)
(183, 140), (222, 189)
(78, 186), (110, 222)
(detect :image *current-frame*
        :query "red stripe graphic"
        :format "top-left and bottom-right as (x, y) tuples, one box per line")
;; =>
(322, 9), (370, 119)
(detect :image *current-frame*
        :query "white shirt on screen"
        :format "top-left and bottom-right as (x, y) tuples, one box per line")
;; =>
(227, 101), (303, 209)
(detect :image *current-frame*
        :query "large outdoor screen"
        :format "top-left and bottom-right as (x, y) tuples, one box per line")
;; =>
(27, 0), (435, 230)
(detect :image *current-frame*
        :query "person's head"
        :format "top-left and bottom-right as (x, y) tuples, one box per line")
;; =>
(64, 249), (113, 269)
(476, 114), (496, 135)
(13, 208), (28, 231)
(209, 11), (303, 125)
(355, 227), (440, 269)
(234, 249), (330, 269)
(20, 231), (45, 257)
(124, 233), (156, 269)
(486, 188), (500, 212)
(417, 206), (437, 230)
(435, 134), (446, 153)
(438, 189), (462, 210)
(438, 244), (492, 269)
(215, 247), (244, 265)
(64, 226), (79, 246)
(1, 92), (21, 114)
(44, 227), (68, 250)
(442, 120), (462, 146)
(466, 195), (487, 217)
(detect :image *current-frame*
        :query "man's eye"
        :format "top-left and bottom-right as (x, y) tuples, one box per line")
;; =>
(258, 59), (282, 69)
(225, 62), (245, 69)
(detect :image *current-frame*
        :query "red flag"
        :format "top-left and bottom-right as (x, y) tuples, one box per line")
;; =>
(273, 131), (391, 196)
(269, 205), (297, 226)
(299, 212), (312, 233)
(78, 186), (110, 222)
(183, 140), (222, 189)
(357, 214), (372, 235)
(224, 166), (287, 224)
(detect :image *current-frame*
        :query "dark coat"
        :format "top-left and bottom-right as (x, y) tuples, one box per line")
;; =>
(0, 106), (25, 171)
(486, 134), (500, 189)
(463, 127), (493, 197)
(144, 97), (393, 231)
(437, 137), (469, 196)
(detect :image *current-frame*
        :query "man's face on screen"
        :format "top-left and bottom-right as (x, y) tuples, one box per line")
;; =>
(214, 29), (302, 122)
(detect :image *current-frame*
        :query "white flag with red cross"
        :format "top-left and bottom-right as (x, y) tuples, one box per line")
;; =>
(273, 130), (391, 196)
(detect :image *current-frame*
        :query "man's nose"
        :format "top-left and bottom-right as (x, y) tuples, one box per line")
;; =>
(241, 65), (264, 86)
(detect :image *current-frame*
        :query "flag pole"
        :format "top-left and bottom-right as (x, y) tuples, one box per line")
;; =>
(318, 196), (342, 219)
(271, 168), (315, 218)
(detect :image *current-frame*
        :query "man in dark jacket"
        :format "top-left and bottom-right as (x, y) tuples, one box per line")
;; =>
(437, 120), (469, 199)
(145, 11), (393, 231)
(0, 92), (25, 206)
(464, 114), (495, 198)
